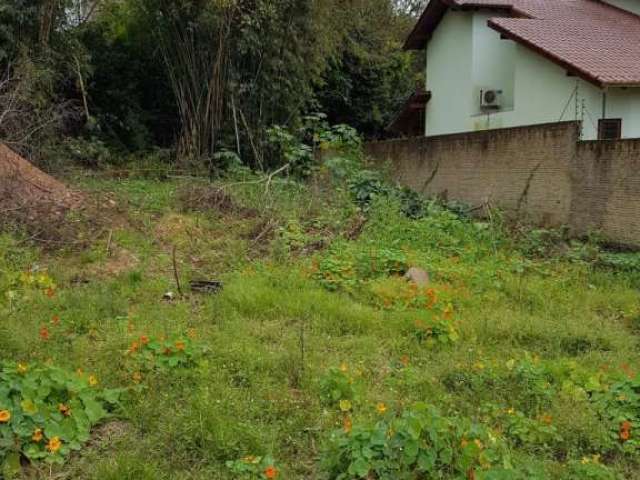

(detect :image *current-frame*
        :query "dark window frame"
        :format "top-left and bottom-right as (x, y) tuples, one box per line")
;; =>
(598, 118), (622, 140)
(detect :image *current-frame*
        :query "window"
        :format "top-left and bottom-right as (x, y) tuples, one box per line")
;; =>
(598, 119), (622, 140)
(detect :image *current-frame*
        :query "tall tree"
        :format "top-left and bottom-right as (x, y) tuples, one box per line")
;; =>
(314, 0), (417, 138)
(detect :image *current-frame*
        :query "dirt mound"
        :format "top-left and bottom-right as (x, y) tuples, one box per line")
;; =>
(0, 144), (79, 210)
(0, 144), (86, 246)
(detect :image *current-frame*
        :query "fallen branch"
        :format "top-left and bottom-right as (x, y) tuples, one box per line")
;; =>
(264, 163), (290, 195)
(216, 163), (291, 192)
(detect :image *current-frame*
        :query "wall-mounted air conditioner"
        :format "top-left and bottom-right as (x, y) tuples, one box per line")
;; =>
(480, 89), (503, 109)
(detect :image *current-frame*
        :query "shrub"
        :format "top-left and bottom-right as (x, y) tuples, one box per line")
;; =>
(320, 365), (360, 410)
(312, 243), (408, 292)
(124, 334), (205, 374)
(412, 316), (459, 347)
(2, 267), (56, 310)
(0, 362), (122, 469)
(590, 375), (640, 454)
(321, 403), (514, 480)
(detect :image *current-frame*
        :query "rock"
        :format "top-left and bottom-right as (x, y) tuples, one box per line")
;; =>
(163, 291), (175, 301)
(404, 267), (430, 287)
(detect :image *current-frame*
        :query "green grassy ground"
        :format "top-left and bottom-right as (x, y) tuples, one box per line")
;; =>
(1, 168), (639, 479)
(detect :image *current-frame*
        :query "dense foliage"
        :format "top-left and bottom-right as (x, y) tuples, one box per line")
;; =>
(0, 0), (420, 168)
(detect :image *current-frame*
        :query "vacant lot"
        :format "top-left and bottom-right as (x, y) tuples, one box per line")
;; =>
(1, 164), (639, 479)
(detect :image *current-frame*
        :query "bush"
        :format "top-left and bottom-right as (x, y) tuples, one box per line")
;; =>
(0, 362), (122, 469)
(321, 403), (514, 480)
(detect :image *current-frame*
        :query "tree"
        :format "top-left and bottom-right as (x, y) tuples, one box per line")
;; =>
(313, 0), (417, 138)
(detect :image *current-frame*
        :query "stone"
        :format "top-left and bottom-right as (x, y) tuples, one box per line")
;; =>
(404, 267), (430, 287)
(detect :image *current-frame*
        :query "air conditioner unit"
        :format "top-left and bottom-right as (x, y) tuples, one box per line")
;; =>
(480, 89), (503, 109)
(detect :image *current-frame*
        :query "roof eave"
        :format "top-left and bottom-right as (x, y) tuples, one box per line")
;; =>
(404, 0), (451, 51)
(487, 20), (606, 89)
(404, 0), (525, 51)
(602, 81), (640, 88)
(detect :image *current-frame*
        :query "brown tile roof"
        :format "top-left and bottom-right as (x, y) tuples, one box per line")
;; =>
(405, 0), (640, 87)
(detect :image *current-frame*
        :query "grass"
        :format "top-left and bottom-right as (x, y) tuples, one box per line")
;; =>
(1, 167), (639, 479)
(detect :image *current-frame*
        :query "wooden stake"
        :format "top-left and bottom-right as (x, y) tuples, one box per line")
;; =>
(172, 245), (183, 296)
(105, 229), (113, 257)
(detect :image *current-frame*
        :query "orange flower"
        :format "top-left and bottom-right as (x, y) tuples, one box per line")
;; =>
(620, 363), (636, 380)
(127, 341), (140, 354)
(51, 315), (60, 326)
(132, 372), (143, 383)
(264, 465), (278, 479)
(46, 436), (62, 453)
(17, 363), (28, 374)
(0, 410), (10, 423)
(58, 403), (71, 417)
(39, 326), (50, 341)
(45, 287), (56, 298)
(343, 415), (353, 434)
(32, 428), (43, 442)
(425, 288), (437, 309)
(163, 347), (173, 355)
(540, 414), (553, 426)
(88, 375), (99, 387)
(400, 355), (410, 367)
(376, 403), (388, 415)
(620, 421), (632, 442)
(339, 363), (348, 373)
(140, 335), (150, 345)
(175, 340), (186, 351)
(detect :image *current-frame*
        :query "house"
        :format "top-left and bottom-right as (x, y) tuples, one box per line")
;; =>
(403, 0), (640, 140)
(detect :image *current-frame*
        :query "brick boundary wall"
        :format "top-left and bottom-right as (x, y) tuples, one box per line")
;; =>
(365, 122), (640, 247)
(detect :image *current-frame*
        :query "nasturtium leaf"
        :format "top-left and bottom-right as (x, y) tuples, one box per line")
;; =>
(417, 450), (436, 472)
(20, 399), (38, 415)
(82, 398), (106, 424)
(348, 458), (370, 478)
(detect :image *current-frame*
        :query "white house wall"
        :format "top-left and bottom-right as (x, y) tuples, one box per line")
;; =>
(425, 11), (473, 136)
(471, 12), (516, 112)
(511, 45), (601, 140)
(424, 10), (640, 140)
(606, 88), (640, 138)
(600, 0), (640, 16)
